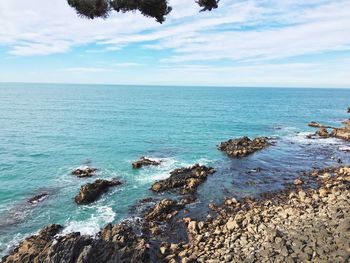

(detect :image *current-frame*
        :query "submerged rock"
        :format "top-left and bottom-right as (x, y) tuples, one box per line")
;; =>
(72, 166), (97, 178)
(132, 157), (161, 169)
(75, 179), (122, 204)
(28, 193), (48, 204)
(2, 223), (148, 263)
(218, 136), (270, 158)
(151, 164), (215, 194)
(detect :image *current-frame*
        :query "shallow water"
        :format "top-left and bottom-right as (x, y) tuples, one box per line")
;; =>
(0, 83), (349, 256)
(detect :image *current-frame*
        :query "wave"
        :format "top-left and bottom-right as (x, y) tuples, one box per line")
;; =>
(61, 205), (115, 236)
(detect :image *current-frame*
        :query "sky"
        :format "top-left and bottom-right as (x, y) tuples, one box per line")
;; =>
(0, 0), (350, 87)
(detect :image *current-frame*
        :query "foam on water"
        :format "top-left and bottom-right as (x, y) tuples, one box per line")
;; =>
(62, 206), (116, 236)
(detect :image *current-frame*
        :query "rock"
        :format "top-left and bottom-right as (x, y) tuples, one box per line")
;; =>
(293, 178), (304, 186)
(150, 164), (215, 194)
(225, 218), (239, 231)
(331, 127), (350, 141)
(316, 127), (329, 138)
(347, 107), (350, 113)
(72, 166), (97, 178)
(308, 121), (323, 128)
(188, 221), (198, 234)
(144, 199), (183, 222)
(3, 223), (148, 263)
(218, 136), (270, 158)
(28, 193), (48, 204)
(132, 156), (161, 169)
(74, 179), (122, 204)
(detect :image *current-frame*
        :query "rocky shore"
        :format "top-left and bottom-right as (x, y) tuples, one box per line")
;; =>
(158, 166), (350, 263)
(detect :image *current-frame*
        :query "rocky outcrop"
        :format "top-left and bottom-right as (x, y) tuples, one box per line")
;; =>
(75, 179), (122, 204)
(151, 164), (215, 194)
(144, 199), (184, 222)
(218, 136), (270, 158)
(72, 166), (97, 178)
(331, 127), (350, 141)
(347, 107), (350, 113)
(2, 224), (148, 263)
(159, 167), (350, 262)
(316, 127), (330, 138)
(28, 193), (48, 204)
(132, 157), (161, 169)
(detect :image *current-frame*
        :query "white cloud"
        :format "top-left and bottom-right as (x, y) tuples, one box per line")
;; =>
(0, 0), (349, 86)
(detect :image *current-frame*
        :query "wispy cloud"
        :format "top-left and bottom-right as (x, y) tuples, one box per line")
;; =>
(0, 0), (349, 87)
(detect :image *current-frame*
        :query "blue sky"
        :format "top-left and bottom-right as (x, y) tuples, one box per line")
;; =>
(0, 0), (350, 87)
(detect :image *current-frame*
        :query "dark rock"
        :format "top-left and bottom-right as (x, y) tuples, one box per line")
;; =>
(28, 193), (48, 204)
(144, 199), (184, 222)
(151, 164), (215, 194)
(132, 157), (161, 169)
(72, 166), (97, 178)
(75, 179), (122, 204)
(347, 107), (350, 113)
(308, 121), (323, 128)
(2, 224), (148, 263)
(218, 136), (270, 158)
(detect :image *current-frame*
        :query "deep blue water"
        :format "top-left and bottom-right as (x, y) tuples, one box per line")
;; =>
(0, 83), (349, 256)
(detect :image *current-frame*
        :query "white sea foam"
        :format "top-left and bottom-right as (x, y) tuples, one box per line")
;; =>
(62, 206), (115, 236)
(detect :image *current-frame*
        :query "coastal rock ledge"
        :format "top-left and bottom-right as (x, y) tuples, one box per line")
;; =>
(218, 136), (270, 158)
(1, 224), (147, 263)
(75, 179), (122, 204)
(151, 164), (215, 194)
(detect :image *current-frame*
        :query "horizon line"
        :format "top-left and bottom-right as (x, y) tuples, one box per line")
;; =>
(0, 81), (349, 90)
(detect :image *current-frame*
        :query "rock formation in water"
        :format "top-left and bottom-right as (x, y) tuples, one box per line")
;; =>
(218, 136), (270, 158)
(132, 157), (161, 169)
(151, 164), (215, 194)
(72, 166), (97, 178)
(75, 179), (122, 204)
(28, 193), (48, 204)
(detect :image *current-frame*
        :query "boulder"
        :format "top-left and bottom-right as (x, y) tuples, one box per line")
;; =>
(28, 193), (48, 204)
(75, 179), (122, 204)
(72, 166), (97, 178)
(150, 164), (215, 194)
(218, 136), (270, 158)
(132, 157), (161, 169)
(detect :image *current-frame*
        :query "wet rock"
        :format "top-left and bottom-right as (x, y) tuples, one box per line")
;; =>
(2, 223), (147, 263)
(28, 193), (48, 204)
(144, 199), (183, 222)
(151, 164), (215, 194)
(331, 127), (350, 141)
(308, 121), (323, 128)
(72, 166), (97, 178)
(347, 107), (350, 113)
(293, 178), (304, 186)
(218, 136), (270, 158)
(132, 157), (161, 169)
(75, 179), (122, 204)
(316, 127), (329, 138)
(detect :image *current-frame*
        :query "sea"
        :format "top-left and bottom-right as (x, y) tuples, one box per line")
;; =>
(0, 83), (349, 257)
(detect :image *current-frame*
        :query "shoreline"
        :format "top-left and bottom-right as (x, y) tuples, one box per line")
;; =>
(1, 112), (350, 262)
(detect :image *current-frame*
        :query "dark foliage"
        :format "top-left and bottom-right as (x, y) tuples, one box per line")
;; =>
(68, 0), (218, 23)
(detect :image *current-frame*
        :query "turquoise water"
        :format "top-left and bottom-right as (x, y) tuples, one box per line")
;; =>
(0, 83), (349, 256)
